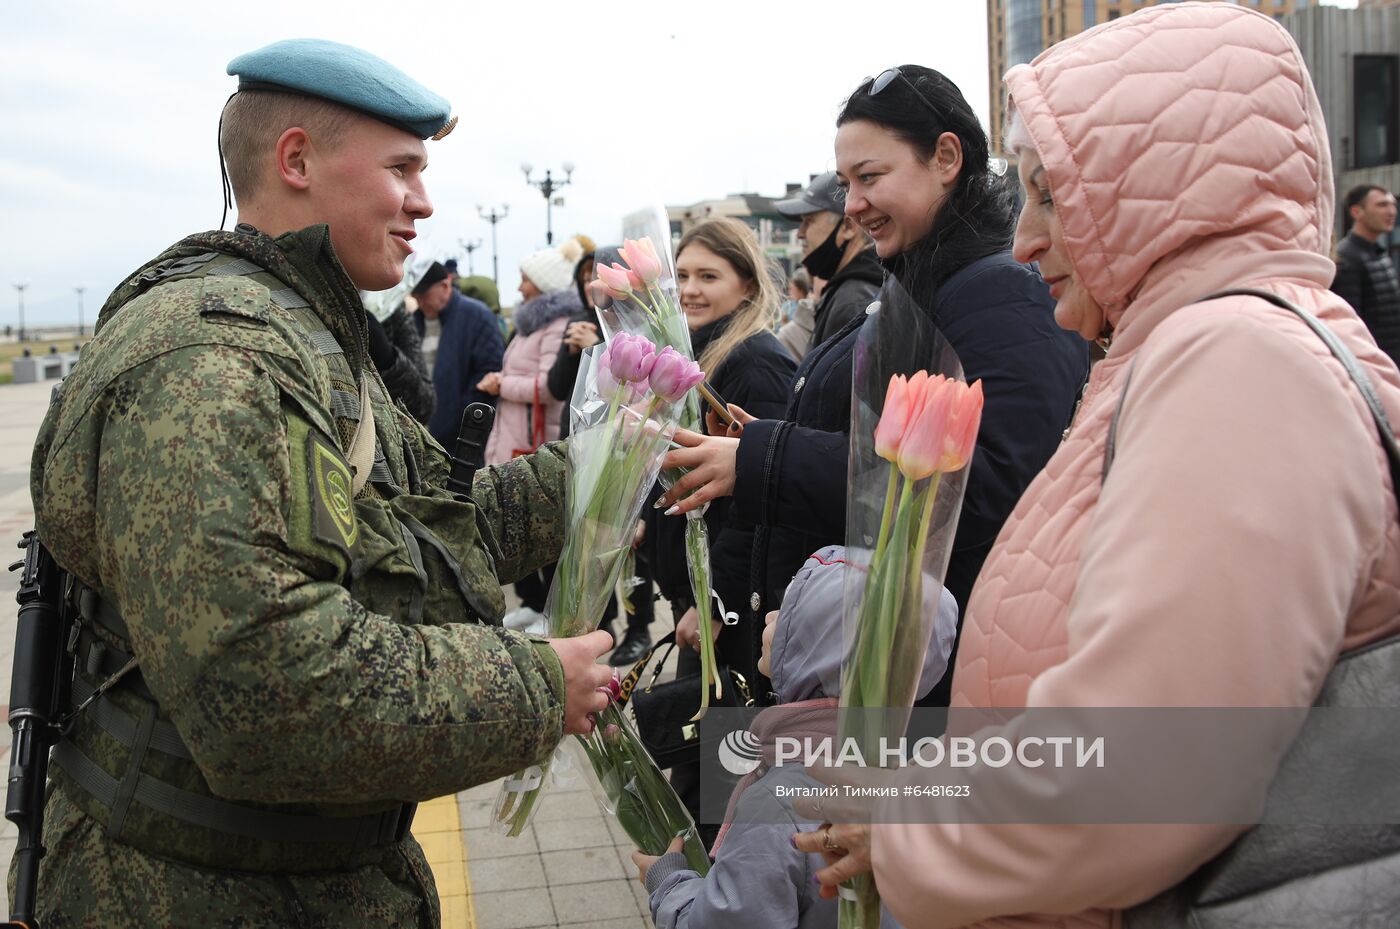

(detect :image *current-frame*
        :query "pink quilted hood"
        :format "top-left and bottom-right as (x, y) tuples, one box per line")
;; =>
(1004, 1), (1335, 333)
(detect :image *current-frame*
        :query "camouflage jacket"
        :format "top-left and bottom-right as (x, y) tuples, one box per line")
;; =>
(26, 225), (569, 922)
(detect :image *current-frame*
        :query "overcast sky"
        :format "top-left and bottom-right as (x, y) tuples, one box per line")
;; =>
(3, 1), (1358, 329)
(1, 0), (995, 328)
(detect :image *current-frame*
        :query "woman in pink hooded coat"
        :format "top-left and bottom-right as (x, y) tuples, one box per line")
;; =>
(796, 4), (1400, 927)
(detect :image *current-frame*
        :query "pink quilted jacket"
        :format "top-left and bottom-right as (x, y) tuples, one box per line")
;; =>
(872, 5), (1400, 928)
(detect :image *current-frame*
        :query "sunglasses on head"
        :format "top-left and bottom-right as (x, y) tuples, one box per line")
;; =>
(868, 67), (1010, 178)
(868, 67), (941, 117)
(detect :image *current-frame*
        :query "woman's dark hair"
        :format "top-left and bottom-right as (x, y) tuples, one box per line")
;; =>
(837, 65), (1016, 298)
(573, 251), (596, 309)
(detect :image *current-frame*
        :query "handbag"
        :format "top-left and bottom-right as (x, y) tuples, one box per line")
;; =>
(1115, 289), (1400, 928)
(618, 631), (755, 769)
(510, 379), (548, 458)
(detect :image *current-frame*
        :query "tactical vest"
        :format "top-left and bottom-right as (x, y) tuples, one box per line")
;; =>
(49, 240), (504, 873)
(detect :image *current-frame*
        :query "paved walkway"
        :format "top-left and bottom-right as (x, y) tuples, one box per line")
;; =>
(0, 377), (672, 928)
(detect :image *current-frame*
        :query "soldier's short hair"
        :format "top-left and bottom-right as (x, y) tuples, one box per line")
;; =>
(220, 90), (356, 206)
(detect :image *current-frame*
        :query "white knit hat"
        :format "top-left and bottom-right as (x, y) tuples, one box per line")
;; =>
(519, 239), (584, 295)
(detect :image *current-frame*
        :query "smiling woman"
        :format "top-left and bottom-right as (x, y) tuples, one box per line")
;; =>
(647, 217), (796, 847)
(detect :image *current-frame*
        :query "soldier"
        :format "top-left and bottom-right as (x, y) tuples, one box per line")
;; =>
(17, 39), (614, 927)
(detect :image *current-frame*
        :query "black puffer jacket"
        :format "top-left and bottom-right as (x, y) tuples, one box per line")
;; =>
(1332, 232), (1400, 365)
(377, 306), (435, 424)
(733, 250), (1089, 701)
(546, 306), (602, 437)
(810, 247), (883, 349)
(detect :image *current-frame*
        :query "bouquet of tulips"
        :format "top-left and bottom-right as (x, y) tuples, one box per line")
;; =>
(566, 675), (711, 874)
(492, 333), (702, 836)
(836, 280), (982, 929)
(593, 231), (729, 719)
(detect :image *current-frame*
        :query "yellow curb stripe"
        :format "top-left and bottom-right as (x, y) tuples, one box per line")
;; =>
(461, 820), (479, 929)
(417, 794), (476, 928)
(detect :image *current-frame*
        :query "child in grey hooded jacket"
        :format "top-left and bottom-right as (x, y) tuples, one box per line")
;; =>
(634, 544), (958, 929)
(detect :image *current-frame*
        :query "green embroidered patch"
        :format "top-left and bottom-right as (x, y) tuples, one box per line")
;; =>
(310, 432), (358, 550)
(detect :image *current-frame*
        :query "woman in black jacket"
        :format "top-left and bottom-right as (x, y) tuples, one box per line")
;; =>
(649, 218), (795, 844)
(653, 218), (795, 668)
(658, 66), (1090, 707)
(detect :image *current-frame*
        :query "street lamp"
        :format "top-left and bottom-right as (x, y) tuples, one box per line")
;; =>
(477, 204), (509, 288)
(459, 238), (483, 277)
(13, 283), (27, 343)
(522, 161), (575, 246)
(75, 286), (86, 338)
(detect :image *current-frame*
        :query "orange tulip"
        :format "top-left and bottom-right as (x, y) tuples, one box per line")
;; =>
(874, 374), (910, 462)
(895, 375), (955, 480)
(938, 380), (983, 472)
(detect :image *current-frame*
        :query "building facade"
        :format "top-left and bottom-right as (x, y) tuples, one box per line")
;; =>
(624, 188), (805, 274)
(988, 0), (1304, 155)
(1281, 1), (1399, 255)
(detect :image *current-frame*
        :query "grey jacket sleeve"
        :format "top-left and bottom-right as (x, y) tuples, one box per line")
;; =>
(647, 789), (815, 929)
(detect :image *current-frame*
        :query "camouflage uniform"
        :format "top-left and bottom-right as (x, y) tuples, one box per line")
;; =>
(16, 223), (568, 927)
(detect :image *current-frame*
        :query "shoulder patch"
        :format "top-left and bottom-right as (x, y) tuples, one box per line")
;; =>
(309, 430), (359, 550)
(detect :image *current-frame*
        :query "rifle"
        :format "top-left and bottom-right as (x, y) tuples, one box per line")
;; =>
(446, 402), (495, 497)
(5, 531), (76, 929)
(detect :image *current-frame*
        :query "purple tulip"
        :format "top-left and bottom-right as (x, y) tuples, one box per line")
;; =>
(593, 356), (636, 405)
(648, 346), (704, 402)
(608, 332), (658, 383)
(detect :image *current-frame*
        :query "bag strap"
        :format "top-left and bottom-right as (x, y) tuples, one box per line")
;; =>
(1104, 288), (1400, 515)
(531, 378), (547, 449)
(616, 631), (677, 710)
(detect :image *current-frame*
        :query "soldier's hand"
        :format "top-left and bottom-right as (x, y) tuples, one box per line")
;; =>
(547, 630), (615, 735)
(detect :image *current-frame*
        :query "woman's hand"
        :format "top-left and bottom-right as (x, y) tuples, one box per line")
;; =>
(630, 836), (686, 885)
(657, 430), (739, 515)
(705, 402), (755, 439)
(791, 822), (874, 899)
(476, 371), (502, 396)
(564, 321), (601, 355)
(675, 606), (722, 652)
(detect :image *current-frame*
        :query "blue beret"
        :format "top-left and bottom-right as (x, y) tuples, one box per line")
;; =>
(227, 39), (455, 141)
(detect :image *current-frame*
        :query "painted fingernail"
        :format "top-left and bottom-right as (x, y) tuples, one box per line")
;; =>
(652, 498), (667, 509)
(789, 835), (798, 849)
(664, 505), (680, 517)
(812, 875), (823, 887)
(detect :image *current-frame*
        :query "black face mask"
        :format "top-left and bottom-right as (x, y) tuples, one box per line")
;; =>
(801, 218), (846, 280)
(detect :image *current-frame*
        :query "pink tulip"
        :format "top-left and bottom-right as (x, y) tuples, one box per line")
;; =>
(596, 262), (634, 300)
(607, 332), (658, 383)
(938, 380), (983, 472)
(648, 346), (704, 402)
(621, 237), (663, 284)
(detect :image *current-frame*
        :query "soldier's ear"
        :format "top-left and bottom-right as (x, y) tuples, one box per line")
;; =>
(275, 127), (313, 192)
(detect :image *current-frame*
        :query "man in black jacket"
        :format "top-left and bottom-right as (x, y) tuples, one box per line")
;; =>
(776, 172), (883, 352)
(1332, 184), (1399, 364)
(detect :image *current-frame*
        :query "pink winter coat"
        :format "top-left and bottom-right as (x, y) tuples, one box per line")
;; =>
(483, 293), (574, 466)
(872, 5), (1400, 928)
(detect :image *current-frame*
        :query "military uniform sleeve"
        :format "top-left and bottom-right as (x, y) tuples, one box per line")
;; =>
(465, 440), (569, 584)
(94, 344), (564, 805)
